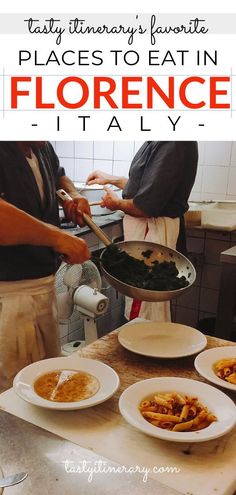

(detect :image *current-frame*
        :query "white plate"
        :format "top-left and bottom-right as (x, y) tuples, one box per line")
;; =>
(118, 322), (207, 358)
(13, 356), (119, 410)
(194, 346), (236, 392)
(119, 377), (236, 443)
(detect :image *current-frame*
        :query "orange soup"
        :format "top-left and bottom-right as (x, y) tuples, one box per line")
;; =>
(34, 369), (100, 402)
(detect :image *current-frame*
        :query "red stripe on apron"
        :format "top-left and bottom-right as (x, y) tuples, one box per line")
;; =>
(129, 223), (149, 320)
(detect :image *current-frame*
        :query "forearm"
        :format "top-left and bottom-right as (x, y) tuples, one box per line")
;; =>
(86, 170), (128, 190)
(58, 175), (80, 199)
(0, 199), (60, 247)
(117, 198), (148, 217)
(110, 176), (128, 190)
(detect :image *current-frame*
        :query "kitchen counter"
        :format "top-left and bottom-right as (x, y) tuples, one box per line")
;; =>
(185, 202), (236, 231)
(61, 211), (124, 239)
(0, 320), (236, 495)
(62, 210), (236, 238)
(0, 410), (179, 495)
(61, 208), (235, 239)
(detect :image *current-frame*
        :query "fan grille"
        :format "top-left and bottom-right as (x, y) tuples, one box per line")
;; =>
(55, 260), (102, 335)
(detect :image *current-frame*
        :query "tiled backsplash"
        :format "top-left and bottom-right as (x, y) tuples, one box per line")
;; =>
(52, 141), (236, 201)
(172, 228), (236, 338)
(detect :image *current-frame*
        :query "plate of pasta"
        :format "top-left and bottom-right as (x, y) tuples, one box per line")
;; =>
(119, 377), (236, 442)
(194, 346), (236, 391)
(13, 355), (120, 410)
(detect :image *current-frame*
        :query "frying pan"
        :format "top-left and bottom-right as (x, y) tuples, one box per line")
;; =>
(56, 190), (196, 302)
(81, 212), (196, 303)
(100, 240), (196, 302)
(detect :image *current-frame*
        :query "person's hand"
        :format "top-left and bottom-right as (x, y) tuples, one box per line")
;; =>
(101, 186), (121, 211)
(53, 230), (90, 264)
(86, 170), (114, 186)
(63, 197), (91, 227)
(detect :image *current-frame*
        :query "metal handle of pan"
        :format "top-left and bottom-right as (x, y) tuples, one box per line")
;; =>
(57, 190), (102, 206)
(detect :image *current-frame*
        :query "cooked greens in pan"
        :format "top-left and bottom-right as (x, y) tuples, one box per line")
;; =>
(102, 245), (189, 291)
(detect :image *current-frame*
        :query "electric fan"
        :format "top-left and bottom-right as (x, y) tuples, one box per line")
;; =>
(55, 260), (109, 354)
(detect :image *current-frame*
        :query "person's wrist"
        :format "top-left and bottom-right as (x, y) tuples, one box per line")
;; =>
(116, 198), (123, 210)
(113, 176), (127, 190)
(46, 224), (63, 249)
(112, 177), (122, 187)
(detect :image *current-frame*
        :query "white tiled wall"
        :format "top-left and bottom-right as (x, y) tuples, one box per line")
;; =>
(53, 141), (236, 201)
(53, 141), (137, 183)
(193, 141), (236, 200)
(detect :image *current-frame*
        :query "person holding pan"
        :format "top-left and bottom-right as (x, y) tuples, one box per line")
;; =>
(0, 141), (91, 392)
(86, 141), (198, 322)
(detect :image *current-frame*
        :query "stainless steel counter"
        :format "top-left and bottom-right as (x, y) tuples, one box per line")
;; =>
(0, 410), (181, 495)
(61, 211), (124, 239)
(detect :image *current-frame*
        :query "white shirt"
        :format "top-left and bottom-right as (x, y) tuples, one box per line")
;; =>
(25, 150), (45, 205)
